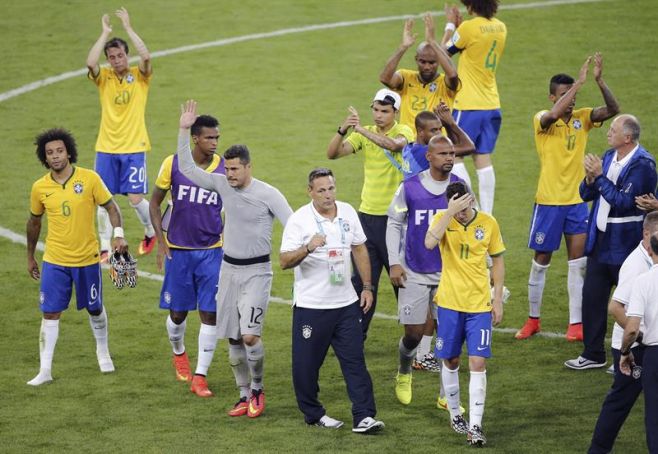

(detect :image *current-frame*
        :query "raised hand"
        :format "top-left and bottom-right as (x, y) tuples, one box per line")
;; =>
(593, 52), (603, 81)
(101, 14), (112, 34)
(115, 7), (131, 30)
(402, 18), (417, 49)
(180, 100), (198, 129)
(434, 101), (453, 125)
(424, 12), (436, 42)
(577, 55), (592, 85)
(447, 192), (474, 216)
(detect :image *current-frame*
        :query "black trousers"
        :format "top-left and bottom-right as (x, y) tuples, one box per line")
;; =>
(581, 236), (621, 363)
(589, 346), (644, 453)
(292, 302), (376, 427)
(643, 346), (658, 454)
(352, 212), (398, 339)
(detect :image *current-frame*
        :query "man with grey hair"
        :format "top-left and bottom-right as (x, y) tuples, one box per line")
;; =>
(566, 114), (657, 370)
(589, 211), (658, 453)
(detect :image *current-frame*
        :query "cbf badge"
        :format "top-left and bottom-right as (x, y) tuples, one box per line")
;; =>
(126, 73), (134, 84)
(302, 325), (312, 339)
(632, 365), (642, 379)
(573, 119), (582, 130)
(436, 337), (444, 351)
(429, 82), (437, 93)
(73, 181), (84, 194)
(535, 232), (545, 245)
(474, 226), (485, 241)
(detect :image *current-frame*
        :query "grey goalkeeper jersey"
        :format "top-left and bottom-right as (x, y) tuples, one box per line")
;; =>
(177, 132), (292, 259)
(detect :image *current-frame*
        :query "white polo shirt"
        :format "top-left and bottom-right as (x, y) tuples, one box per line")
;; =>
(611, 242), (653, 349)
(281, 201), (366, 309)
(627, 264), (658, 346)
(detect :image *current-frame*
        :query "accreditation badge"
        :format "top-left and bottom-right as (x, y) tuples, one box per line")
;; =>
(327, 248), (345, 285)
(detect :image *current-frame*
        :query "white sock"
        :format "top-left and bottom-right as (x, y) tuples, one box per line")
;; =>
(195, 323), (217, 376)
(97, 207), (112, 252)
(528, 259), (549, 318)
(451, 162), (473, 189)
(441, 365), (461, 418)
(228, 343), (250, 398)
(469, 370), (487, 428)
(398, 337), (417, 374)
(130, 198), (155, 237)
(166, 316), (186, 355)
(245, 340), (265, 391)
(417, 335), (432, 359)
(28, 319), (59, 385)
(476, 166), (495, 214)
(89, 308), (110, 357)
(567, 257), (587, 324)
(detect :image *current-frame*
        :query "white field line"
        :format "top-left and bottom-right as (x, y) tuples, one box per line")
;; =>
(1, 226), (568, 339)
(0, 0), (605, 103)
(2, 0), (607, 337)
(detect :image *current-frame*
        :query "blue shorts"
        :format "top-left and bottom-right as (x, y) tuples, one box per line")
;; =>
(40, 261), (103, 313)
(435, 307), (492, 359)
(95, 152), (148, 195)
(528, 203), (588, 252)
(452, 109), (502, 154)
(160, 248), (223, 312)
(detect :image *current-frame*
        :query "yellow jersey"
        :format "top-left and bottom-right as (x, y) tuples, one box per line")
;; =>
(90, 66), (151, 154)
(346, 122), (414, 215)
(431, 210), (505, 312)
(395, 69), (458, 132)
(30, 167), (112, 267)
(534, 108), (601, 205)
(448, 17), (506, 110)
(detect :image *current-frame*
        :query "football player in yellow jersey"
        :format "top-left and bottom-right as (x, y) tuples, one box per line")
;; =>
(327, 88), (414, 338)
(444, 0), (507, 214)
(425, 181), (505, 447)
(86, 8), (156, 261)
(379, 12), (459, 131)
(517, 54), (619, 342)
(26, 128), (128, 386)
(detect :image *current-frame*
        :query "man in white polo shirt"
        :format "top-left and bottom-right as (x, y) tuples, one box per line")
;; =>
(619, 231), (658, 454)
(280, 168), (384, 434)
(589, 211), (658, 453)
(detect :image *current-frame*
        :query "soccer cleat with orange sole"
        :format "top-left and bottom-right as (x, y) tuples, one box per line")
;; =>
(515, 317), (540, 340)
(173, 352), (192, 382)
(138, 235), (156, 256)
(228, 397), (249, 417)
(247, 389), (265, 418)
(565, 323), (583, 342)
(190, 375), (214, 398)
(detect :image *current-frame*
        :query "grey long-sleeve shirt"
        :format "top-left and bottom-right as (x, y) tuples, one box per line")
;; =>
(177, 132), (292, 259)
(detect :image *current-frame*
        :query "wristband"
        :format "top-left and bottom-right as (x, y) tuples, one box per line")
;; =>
(362, 283), (373, 292)
(620, 348), (631, 356)
(337, 126), (347, 136)
(444, 22), (456, 32)
(113, 227), (125, 239)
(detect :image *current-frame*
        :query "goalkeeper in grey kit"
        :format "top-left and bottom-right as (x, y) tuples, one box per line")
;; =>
(26, 127), (129, 386)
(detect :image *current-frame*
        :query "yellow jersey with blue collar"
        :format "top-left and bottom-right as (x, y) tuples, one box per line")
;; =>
(431, 210), (505, 312)
(534, 107), (601, 205)
(395, 69), (458, 132)
(30, 167), (112, 266)
(448, 17), (506, 110)
(90, 66), (151, 153)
